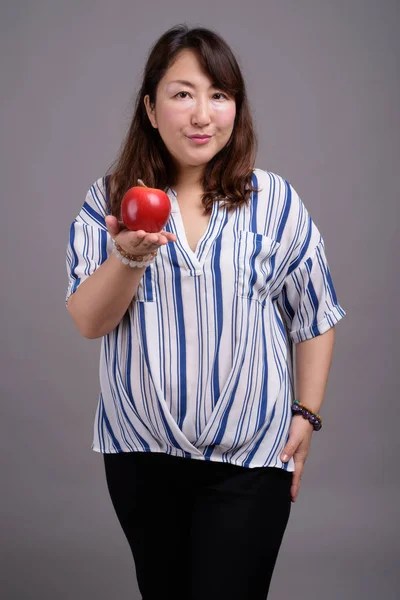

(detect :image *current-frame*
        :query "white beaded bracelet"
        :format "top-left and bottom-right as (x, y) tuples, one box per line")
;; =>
(112, 238), (157, 268)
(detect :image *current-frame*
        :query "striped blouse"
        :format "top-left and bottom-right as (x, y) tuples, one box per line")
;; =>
(65, 168), (346, 471)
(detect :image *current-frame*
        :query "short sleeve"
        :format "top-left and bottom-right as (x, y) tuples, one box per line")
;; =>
(276, 237), (346, 343)
(65, 177), (111, 305)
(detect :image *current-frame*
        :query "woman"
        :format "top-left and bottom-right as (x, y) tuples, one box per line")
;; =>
(66, 24), (346, 600)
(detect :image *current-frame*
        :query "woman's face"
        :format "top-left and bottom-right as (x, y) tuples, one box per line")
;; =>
(144, 49), (236, 181)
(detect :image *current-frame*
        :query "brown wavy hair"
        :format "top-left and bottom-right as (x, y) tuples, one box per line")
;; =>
(106, 24), (259, 217)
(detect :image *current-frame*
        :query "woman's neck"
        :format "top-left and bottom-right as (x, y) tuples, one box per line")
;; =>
(173, 183), (204, 196)
(172, 165), (205, 193)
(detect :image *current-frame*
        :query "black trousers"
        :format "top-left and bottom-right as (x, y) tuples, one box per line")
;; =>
(104, 451), (292, 600)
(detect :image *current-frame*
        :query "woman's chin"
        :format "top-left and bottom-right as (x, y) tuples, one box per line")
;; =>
(181, 150), (219, 167)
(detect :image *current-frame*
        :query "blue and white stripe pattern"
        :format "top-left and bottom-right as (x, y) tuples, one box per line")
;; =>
(66, 169), (346, 471)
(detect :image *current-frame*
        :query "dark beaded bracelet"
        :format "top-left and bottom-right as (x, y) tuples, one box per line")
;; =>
(291, 400), (322, 431)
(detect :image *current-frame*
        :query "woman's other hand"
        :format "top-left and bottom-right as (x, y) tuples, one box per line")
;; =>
(280, 417), (314, 503)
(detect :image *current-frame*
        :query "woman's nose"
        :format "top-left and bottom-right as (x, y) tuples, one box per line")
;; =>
(191, 98), (211, 126)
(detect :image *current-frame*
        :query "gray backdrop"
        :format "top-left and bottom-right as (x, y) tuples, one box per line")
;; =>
(1, 0), (398, 598)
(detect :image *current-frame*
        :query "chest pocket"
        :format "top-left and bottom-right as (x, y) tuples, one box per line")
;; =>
(134, 263), (158, 302)
(235, 230), (281, 306)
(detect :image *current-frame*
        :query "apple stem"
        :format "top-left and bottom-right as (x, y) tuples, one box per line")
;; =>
(137, 179), (148, 188)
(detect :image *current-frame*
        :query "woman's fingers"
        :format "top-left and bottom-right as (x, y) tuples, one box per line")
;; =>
(112, 227), (177, 254)
(137, 230), (177, 245)
(291, 461), (304, 502)
(135, 231), (165, 246)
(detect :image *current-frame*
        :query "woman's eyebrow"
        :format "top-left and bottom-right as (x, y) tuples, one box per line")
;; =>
(167, 79), (219, 89)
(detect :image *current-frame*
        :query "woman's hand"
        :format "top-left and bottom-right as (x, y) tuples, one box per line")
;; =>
(280, 416), (314, 503)
(105, 215), (177, 257)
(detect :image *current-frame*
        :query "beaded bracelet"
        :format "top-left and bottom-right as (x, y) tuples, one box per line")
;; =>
(291, 400), (323, 431)
(112, 238), (158, 268)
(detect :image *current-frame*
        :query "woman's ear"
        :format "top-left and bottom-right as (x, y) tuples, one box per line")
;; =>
(144, 95), (158, 129)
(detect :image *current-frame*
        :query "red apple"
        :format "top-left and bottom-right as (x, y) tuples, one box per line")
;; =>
(121, 180), (171, 232)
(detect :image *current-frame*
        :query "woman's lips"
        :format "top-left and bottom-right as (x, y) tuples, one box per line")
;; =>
(187, 136), (212, 145)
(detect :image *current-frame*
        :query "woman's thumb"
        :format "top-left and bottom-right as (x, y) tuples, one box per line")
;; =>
(105, 215), (119, 237)
(281, 443), (296, 462)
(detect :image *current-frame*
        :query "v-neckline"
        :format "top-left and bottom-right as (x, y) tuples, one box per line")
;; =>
(167, 188), (225, 274)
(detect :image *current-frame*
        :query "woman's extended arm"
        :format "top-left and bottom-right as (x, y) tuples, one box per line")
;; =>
(67, 253), (147, 339)
(66, 214), (177, 339)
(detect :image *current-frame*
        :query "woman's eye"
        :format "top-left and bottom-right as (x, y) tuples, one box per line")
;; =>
(174, 91), (228, 100)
